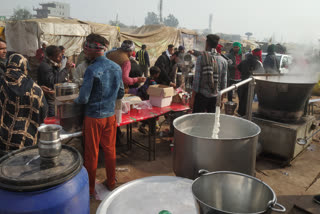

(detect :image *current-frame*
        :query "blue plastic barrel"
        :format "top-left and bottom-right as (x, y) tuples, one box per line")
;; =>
(0, 145), (89, 214)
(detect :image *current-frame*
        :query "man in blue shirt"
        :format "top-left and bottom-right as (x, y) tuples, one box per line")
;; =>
(75, 34), (124, 197)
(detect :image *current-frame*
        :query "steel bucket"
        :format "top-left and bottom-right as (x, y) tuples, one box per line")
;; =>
(192, 170), (286, 214)
(173, 113), (260, 179)
(255, 76), (316, 122)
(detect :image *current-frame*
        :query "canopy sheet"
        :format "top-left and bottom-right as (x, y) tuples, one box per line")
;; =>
(5, 18), (120, 57)
(121, 25), (198, 65)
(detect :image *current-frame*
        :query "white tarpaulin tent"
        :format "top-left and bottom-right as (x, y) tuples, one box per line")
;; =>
(5, 18), (120, 57)
(120, 25), (198, 65)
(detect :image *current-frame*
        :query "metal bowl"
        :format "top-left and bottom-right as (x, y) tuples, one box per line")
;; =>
(192, 170), (286, 214)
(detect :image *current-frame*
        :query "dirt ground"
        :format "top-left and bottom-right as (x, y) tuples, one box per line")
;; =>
(90, 98), (320, 214)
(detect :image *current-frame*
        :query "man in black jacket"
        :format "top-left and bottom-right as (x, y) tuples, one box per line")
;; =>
(154, 44), (176, 87)
(237, 54), (264, 116)
(37, 45), (71, 117)
(263, 44), (279, 73)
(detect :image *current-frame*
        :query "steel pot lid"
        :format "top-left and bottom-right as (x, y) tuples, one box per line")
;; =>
(0, 145), (82, 192)
(96, 176), (196, 214)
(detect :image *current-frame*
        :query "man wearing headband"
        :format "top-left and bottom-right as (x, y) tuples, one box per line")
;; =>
(107, 40), (145, 91)
(226, 42), (244, 102)
(73, 37), (109, 86)
(75, 34), (124, 198)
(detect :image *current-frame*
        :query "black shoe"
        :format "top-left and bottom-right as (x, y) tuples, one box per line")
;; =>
(313, 194), (320, 205)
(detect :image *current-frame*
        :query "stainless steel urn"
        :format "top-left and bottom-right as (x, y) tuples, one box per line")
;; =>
(55, 83), (83, 132)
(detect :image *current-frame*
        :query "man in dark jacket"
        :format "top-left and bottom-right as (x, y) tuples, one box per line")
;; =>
(37, 45), (71, 117)
(263, 44), (279, 73)
(155, 44), (176, 87)
(237, 54), (264, 116)
(136, 44), (150, 77)
(227, 42), (244, 101)
(129, 58), (143, 89)
(0, 38), (7, 76)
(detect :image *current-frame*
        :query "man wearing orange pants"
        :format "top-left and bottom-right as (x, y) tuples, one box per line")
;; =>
(75, 34), (124, 197)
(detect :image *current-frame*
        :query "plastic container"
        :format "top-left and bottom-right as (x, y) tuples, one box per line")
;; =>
(44, 117), (60, 125)
(0, 145), (89, 214)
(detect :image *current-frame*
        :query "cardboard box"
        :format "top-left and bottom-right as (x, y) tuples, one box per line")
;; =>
(149, 96), (173, 107)
(147, 85), (175, 97)
(147, 85), (174, 107)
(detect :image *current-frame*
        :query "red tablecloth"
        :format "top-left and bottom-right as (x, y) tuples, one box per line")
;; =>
(118, 103), (190, 126)
(44, 103), (190, 127)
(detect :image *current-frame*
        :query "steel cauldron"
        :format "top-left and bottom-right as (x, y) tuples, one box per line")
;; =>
(255, 75), (316, 122)
(173, 113), (260, 179)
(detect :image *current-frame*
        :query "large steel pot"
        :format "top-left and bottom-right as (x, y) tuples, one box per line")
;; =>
(192, 170), (286, 214)
(173, 113), (260, 179)
(255, 76), (316, 122)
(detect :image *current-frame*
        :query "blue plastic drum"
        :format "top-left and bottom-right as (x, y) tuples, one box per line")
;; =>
(0, 145), (89, 214)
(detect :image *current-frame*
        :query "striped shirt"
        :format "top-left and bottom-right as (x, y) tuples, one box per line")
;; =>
(193, 50), (228, 97)
(136, 49), (150, 67)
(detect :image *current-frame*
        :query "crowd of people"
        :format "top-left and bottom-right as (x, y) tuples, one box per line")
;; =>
(0, 33), (282, 198)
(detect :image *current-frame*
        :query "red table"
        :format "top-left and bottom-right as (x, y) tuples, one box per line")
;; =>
(119, 103), (190, 161)
(45, 103), (190, 161)
(118, 103), (190, 126)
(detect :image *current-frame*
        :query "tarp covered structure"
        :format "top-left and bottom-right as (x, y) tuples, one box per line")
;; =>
(120, 25), (198, 64)
(5, 18), (120, 57)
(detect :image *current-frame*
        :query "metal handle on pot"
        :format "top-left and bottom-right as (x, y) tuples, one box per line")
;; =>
(60, 131), (82, 141)
(198, 169), (210, 176)
(270, 202), (286, 213)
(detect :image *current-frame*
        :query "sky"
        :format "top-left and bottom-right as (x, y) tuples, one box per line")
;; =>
(1, 0), (320, 44)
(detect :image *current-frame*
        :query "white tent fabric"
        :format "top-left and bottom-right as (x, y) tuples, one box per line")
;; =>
(5, 18), (120, 57)
(120, 25), (198, 65)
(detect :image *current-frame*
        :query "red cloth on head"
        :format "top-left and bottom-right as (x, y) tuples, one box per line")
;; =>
(216, 44), (223, 54)
(252, 50), (262, 62)
(132, 51), (136, 58)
